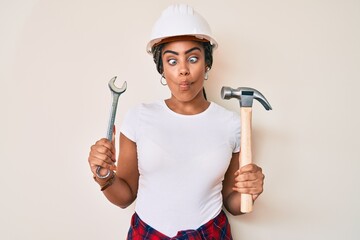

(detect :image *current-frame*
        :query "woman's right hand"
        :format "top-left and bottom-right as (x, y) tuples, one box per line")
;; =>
(88, 137), (117, 177)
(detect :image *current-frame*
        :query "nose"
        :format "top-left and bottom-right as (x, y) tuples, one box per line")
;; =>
(179, 62), (190, 76)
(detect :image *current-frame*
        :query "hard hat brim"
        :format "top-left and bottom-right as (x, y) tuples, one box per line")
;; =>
(147, 34), (218, 54)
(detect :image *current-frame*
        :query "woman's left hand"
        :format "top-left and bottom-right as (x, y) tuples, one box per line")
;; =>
(233, 164), (264, 201)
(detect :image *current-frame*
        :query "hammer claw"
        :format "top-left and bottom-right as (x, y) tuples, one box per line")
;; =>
(253, 90), (272, 110)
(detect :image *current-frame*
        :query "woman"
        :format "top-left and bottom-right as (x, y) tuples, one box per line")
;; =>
(88, 4), (264, 239)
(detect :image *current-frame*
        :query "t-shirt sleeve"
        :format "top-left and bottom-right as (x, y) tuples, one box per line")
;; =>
(120, 106), (139, 142)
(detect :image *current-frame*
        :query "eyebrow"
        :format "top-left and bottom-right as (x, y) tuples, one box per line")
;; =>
(163, 47), (202, 56)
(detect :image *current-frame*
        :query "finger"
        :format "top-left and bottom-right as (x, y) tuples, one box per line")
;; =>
(239, 163), (256, 172)
(112, 125), (116, 161)
(89, 156), (116, 171)
(89, 144), (114, 163)
(232, 187), (261, 195)
(112, 125), (116, 143)
(235, 175), (264, 188)
(233, 181), (263, 194)
(95, 138), (116, 156)
(88, 139), (116, 176)
(239, 170), (265, 181)
(90, 151), (114, 166)
(91, 142), (115, 162)
(89, 161), (117, 172)
(235, 172), (258, 182)
(239, 164), (262, 174)
(234, 179), (259, 188)
(90, 147), (114, 164)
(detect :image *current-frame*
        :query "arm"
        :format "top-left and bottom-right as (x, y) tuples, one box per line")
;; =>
(222, 153), (242, 215)
(222, 152), (264, 215)
(89, 133), (139, 209)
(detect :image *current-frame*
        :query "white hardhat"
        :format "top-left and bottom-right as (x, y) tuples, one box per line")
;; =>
(146, 4), (218, 54)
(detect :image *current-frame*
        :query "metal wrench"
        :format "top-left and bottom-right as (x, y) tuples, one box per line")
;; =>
(96, 76), (127, 179)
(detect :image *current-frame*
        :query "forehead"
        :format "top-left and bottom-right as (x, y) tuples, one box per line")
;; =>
(162, 40), (204, 53)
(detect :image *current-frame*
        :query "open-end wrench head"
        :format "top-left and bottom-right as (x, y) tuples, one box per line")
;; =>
(108, 76), (127, 94)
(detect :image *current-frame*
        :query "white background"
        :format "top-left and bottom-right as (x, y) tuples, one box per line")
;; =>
(1, 0), (359, 239)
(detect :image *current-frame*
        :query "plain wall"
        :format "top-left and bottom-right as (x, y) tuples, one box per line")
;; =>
(1, 0), (359, 239)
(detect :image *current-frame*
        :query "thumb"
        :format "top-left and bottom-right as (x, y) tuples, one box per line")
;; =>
(111, 125), (117, 164)
(112, 125), (116, 143)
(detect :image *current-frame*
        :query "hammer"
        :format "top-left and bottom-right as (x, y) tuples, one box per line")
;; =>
(221, 86), (272, 213)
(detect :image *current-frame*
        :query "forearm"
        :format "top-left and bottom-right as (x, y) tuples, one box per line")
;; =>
(95, 175), (136, 209)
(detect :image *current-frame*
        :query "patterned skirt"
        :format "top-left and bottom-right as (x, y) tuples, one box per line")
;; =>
(127, 210), (233, 240)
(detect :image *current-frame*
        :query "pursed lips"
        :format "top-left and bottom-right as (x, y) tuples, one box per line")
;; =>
(179, 81), (192, 90)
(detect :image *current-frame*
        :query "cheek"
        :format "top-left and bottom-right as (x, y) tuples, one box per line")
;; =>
(162, 61), (173, 76)
(163, 67), (175, 79)
(191, 66), (206, 79)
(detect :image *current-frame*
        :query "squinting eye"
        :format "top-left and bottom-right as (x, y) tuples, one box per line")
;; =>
(168, 59), (177, 65)
(188, 56), (198, 63)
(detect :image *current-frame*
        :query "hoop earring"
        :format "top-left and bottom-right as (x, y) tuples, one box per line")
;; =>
(160, 74), (167, 86)
(204, 67), (210, 80)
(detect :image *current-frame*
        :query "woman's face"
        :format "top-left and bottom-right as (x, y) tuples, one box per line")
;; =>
(162, 40), (207, 103)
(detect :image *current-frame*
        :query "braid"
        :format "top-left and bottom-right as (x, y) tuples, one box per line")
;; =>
(152, 44), (164, 74)
(202, 42), (213, 71)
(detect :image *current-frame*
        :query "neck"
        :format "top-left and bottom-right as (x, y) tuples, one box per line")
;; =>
(165, 96), (210, 115)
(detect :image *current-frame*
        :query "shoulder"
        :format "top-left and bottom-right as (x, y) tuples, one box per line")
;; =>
(210, 102), (239, 119)
(209, 102), (240, 131)
(127, 100), (163, 114)
(124, 101), (166, 122)
(121, 101), (164, 141)
(134, 100), (164, 111)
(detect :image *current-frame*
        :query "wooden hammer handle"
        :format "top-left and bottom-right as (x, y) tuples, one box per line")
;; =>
(240, 107), (253, 213)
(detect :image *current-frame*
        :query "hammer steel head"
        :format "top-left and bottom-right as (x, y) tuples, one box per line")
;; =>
(108, 76), (127, 94)
(221, 86), (272, 110)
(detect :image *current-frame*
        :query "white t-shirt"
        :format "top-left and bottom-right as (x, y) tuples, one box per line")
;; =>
(121, 100), (240, 237)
